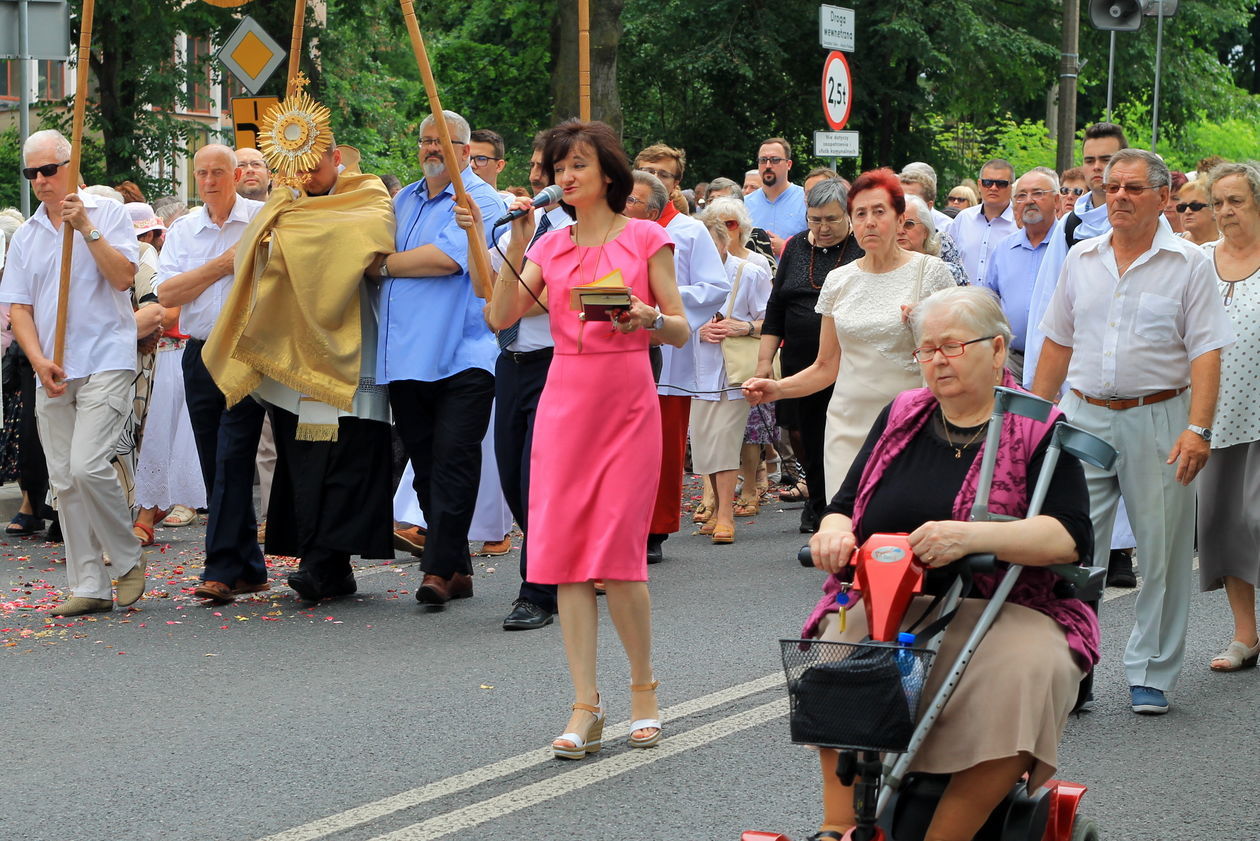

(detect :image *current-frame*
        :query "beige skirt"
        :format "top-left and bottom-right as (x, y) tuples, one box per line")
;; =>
(819, 595), (1084, 789)
(689, 394), (750, 475)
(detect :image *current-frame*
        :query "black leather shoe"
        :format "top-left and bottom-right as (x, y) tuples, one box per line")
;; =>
(647, 533), (666, 564)
(1107, 549), (1137, 588)
(287, 570), (323, 602)
(323, 573), (358, 599)
(502, 598), (554, 630)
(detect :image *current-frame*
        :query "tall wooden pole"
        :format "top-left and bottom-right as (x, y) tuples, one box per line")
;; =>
(287, 0), (308, 95)
(1055, 0), (1080, 173)
(578, 0), (591, 121)
(397, 0), (494, 301)
(52, 0), (96, 370)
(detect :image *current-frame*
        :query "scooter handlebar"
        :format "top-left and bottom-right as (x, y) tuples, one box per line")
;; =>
(798, 545), (997, 574)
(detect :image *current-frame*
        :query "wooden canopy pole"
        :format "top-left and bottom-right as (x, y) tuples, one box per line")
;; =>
(397, 0), (494, 301)
(52, 0), (96, 370)
(287, 0), (308, 96)
(578, 0), (591, 121)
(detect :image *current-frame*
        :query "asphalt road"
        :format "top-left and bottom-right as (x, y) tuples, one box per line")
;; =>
(1, 488), (1255, 841)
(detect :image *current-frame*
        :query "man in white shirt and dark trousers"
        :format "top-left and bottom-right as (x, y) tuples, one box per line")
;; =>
(1033, 148), (1235, 715)
(0, 129), (144, 616)
(154, 144), (266, 603)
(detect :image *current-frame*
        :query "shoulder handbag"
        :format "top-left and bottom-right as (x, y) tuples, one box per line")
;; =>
(720, 262), (780, 385)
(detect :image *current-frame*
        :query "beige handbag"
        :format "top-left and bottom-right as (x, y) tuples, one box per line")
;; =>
(720, 262), (780, 384)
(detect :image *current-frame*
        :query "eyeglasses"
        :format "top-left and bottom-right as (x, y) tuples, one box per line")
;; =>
(1014, 189), (1053, 202)
(912, 335), (996, 364)
(757, 156), (786, 166)
(625, 195), (646, 207)
(979, 178), (1010, 189)
(1103, 183), (1157, 196)
(1059, 186), (1085, 196)
(946, 195), (970, 204)
(902, 219), (921, 229)
(418, 137), (468, 148)
(722, 219), (740, 230)
(1176, 201), (1208, 213)
(239, 160), (269, 171)
(806, 215), (845, 226)
(470, 155), (502, 167)
(637, 166), (678, 182)
(22, 160), (69, 180)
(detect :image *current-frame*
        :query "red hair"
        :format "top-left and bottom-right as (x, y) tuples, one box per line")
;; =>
(848, 168), (905, 215)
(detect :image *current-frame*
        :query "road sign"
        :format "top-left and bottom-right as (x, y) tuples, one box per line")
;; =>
(819, 4), (855, 52)
(814, 130), (859, 158)
(216, 16), (285, 95)
(231, 95), (280, 151)
(0, 0), (70, 60)
(821, 51), (852, 131)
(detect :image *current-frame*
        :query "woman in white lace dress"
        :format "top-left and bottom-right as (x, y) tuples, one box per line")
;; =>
(743, 169), (955, 497)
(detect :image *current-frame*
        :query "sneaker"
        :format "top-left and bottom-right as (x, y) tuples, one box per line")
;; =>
(1129, 685), (1169, 714)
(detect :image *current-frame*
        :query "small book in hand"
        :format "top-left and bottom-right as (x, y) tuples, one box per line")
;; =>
(574, 288), (633, 321)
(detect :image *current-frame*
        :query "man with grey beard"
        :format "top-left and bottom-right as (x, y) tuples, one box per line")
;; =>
(979, 166), (1059, 381)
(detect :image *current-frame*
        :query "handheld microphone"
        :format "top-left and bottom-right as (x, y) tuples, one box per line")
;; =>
(493, 184), (564, 227)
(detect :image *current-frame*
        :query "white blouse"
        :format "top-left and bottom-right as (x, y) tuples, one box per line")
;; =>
(1202, 240), (1260, 448)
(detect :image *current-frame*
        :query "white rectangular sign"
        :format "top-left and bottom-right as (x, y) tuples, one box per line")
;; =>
(819, 4), (855, 53)
(815, 130), (859, 158)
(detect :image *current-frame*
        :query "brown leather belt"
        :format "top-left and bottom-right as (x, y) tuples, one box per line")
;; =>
(1071, 386), (1187, 411)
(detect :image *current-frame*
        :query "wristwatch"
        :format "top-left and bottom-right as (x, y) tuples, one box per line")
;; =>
(649, 310), (666, 331)
(1188, 424), (1212, 441)
(379, 255), (392, 278)
(85, 228), (102, 242)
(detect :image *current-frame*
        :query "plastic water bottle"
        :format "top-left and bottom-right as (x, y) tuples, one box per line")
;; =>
(896, 632), (925, 713)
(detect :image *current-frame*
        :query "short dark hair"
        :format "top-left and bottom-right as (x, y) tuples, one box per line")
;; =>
(979, 158), (1014, 179)
(806, 167), (841, 184)
(531, 130), (550, 152)
(848, 168), (905, 215)
(760, 137), (792, 160)
(543, 120), (633, 216)
(1084, 122), (1128, 149)
(470, 129), (505, 159)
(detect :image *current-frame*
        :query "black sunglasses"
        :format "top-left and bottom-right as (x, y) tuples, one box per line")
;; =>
(980, 178), (1010, 189)
(22, 160), (69, 180)
(1059, 186), (1084, 196)
(1176, 201), (1208, 213)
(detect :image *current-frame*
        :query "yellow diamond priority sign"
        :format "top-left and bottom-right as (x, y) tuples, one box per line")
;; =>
(217, 16), (285, 95)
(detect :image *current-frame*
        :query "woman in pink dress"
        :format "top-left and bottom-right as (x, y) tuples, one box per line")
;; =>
(481, 121), (689, 759)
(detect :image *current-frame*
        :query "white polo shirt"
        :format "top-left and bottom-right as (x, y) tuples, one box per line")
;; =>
(153, 194), (263, 341)
(0, 193), (139, 382)
(1040, 224), (1235, 398)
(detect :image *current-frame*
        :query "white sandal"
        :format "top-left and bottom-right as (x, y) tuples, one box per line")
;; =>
(551, 701), (604, 759)
(1210, 639), (1260, 672)
(628, 680), (662, 749)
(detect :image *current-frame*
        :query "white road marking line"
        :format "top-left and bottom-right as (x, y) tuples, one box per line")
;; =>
(254, 673), (785, 841)
(365, 699), (789, 841)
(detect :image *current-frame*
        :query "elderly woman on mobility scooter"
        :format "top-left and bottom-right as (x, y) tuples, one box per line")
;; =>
(801, 286), (1099, 841)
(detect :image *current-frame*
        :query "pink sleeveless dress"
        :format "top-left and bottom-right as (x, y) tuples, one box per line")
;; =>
(524, 218), (674, 583)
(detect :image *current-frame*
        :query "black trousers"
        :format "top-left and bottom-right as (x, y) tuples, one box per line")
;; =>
(389, 369), (495, 580)
(493, 348), (557, 613)
(16, 353), (52, 518)
(798, 383), (834, 527)
(182, 339), (267, 585)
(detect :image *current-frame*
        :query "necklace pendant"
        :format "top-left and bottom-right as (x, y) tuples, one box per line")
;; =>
(953, 448), (962, 459)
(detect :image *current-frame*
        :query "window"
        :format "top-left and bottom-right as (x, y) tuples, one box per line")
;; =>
(0, 60), (14, 100)
(37, 60), (64, 100)
(187, 37), (213, 113)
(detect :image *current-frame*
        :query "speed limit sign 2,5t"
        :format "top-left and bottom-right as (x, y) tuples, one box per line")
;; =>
(821, 51), (852, 131)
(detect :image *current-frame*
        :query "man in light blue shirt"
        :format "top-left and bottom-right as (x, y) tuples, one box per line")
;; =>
(744, 137), (807, 255)
(376, 109), (506, 608)
(980, 167), (1058, 382)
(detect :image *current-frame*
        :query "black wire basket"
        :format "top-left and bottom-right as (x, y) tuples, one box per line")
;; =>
(780, 638), (935, 753)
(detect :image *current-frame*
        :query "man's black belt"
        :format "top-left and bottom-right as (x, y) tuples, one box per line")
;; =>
(502, 347), (553, 364)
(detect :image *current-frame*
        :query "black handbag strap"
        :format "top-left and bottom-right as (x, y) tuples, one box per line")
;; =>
(903, 563), (975, 643)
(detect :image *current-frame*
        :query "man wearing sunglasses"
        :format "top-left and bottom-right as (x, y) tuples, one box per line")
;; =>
(1033, 148), (1234, 716)
(0, 129), (145, 617)
(950, 157), (1016, 283)
(745, 137), (807, 256)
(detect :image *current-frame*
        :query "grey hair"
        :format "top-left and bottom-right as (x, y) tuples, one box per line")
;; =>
(23, 129), (71, 164)
(154, 199), (188, 226)
(900, 163), (938, 204)
(702, 196), (752, 242)
(705, 176), (742, 202)
(1016, 166), (1060, 193)
(82, 185), (125, 203)
(1104, 148), (1170, 189)
(902, 195), (941, 256)
(910, 285), (1013, 350)
(745, 169), (758, 180)
(1206, 161), (1260, 209)
(0, 207), (23, 245)
(419, 110), (471, 144)
(807, 178), (849, 209)
(632, 170), (669, 216)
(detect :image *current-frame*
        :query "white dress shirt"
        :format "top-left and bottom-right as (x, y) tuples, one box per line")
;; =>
(657, 211), (730, 396)
(1040, 224), (1235, 397)
(492, 205), (575, 352)
(950, 201), (1017, 284)
(692, 254), (773, 399)
(0, 193), (139, 382)
(152, 195), (263, 341)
